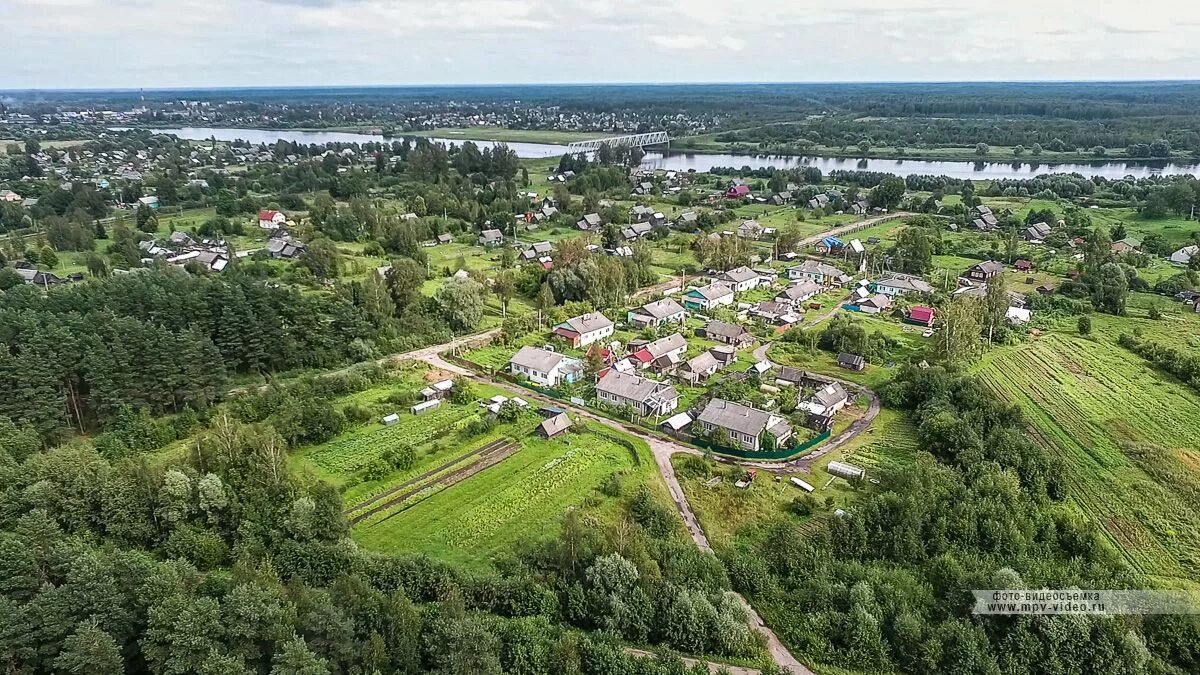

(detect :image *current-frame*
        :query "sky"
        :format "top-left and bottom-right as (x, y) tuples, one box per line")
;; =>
(3, 0), (1199, 89)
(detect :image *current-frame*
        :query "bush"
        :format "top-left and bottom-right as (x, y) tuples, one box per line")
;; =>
(674, 455), (712, 480)
(342, 403), (374, 425)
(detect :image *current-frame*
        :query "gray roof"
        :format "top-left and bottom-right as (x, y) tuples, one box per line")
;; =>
(877, 275), (933, 294)
(688, 282), (734, 301)
(509, 346), (568, 373)
(682, 351), (721, 374)
(697, 399), (791, 438)
(778, 280), (822, 301)
(539, 413), (572, 436)
(596, 371), (678, 404)
(810, 382), (848, 408)
(561, 312), (613, 334)
(704, 320), (749, 340)
(480, 228), (502, 241)
(720, 266), (759, 283)
(970, 261), (1006, 275)
(646, 333), (688, 358)
(789, 260), (847, 279)
(634, 298), (686, 320)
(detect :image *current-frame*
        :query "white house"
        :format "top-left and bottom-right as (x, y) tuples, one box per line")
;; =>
(718, 266), (765, 292)
(508, 346), (583, 387)
(683, 282), (735, 311)
(1169, 245), (1198, 265)
(874, 274), (934, 297)
(776, 280), (822, 306)
(787, 260), (850, 286)
(553, 312), (614, 348)
(258, 210), (286, 229)
(627, 298), (687, 328)
(595, 372), (679, 417)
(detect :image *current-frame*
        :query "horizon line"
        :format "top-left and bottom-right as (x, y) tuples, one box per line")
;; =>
(5, 78), (1200, 94)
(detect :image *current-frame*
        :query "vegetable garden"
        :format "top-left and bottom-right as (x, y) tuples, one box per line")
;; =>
(302, 404), (480, 475)
(353, 427), (657, 567)
(977, 334), (1200, 584)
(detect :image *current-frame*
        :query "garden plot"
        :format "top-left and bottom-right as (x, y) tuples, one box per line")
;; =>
(353, 428), (651, 567)
(977, 334), (1200, 584)
(302, 404), (479, 476)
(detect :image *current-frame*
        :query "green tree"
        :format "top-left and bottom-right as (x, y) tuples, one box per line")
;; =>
(891, 227), (933, 274)
(384, 257), (427, 313)
(932, 297), (984, 365)
(298, 238), (341, 280)
(435, 276), (486, 332)
(54, 620), (124, 675)
(136, 202), (158, 233)
(39, 245), (59, 269)
(270, 635), (329, 675)
(1078, 315), (1092, 335)
(1091, 262), (1129, 315)
(975, 142), (990, 156)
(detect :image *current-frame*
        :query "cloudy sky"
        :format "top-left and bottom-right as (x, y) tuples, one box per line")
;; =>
(3, 0), (1198, 89)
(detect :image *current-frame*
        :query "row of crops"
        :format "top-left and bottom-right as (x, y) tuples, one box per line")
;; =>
(841, 409), (920, 476)
(306, 404), (480, 475)
(978, 334), (1200, 582)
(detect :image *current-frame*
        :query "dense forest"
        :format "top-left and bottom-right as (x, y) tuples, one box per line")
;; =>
(0, 410), (777, 675)
(725, 366), (1199, 674)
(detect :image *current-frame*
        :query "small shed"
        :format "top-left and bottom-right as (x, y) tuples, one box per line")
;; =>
(827, 461), (866, 480)
(538, 413), (572, 438)
(660, 412), (693, 435)
(837, 353), (866, 371)
(411, 400), (441, 415)
(382, 413), (400, 426)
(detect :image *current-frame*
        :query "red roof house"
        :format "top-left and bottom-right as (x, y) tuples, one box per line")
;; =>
(258, 210), (286, 229)
(725, 185), (751, 199)
(908, 306), (936, 326)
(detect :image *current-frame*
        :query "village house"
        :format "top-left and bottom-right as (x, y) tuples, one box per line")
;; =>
(776, 280), (822, 305)
(627, 298), (687, 328)
(677, 350), (723, 384)
(963, 260), (1005, 282)
(138, 195), (160, 209)
(1024, 221), (1052, 241)
(749, 301), (798, 325)
(1169, 245), (1198, 265)
(798, 382), (849, 417)
(905, 306), (936, 327)
(701, 320), (754, 348)
(267, 236), (307, 259)
(808, 193), (831, 209)
(1014, 259), (1034, 272)
(508, 346), (583, 387)
(595, 372), (679, 417)
(718, 266), (765, 292)
(874, 274), (934, 297)
(0, 189), (21, 202)
(854, 293), (893, 314)
(683, 282), (736, 311)
(1111, 238), (1141, 254)
(787, 260), (851, 286)
(736, 220), (764, 240)
(620, 222), (654, 241)
(521, 241), (554, 261)
(478, 229), (503, 246)
(576, 212), (602, 230)
(837, 353), (866, 371)
(725, 184), (751, 199)
(696, 399), (793, 452)
(258, 209), (287, 229)
(553, 312), (614, 348)
(628, 333), (689, 370)
(538, 412), (573, 438)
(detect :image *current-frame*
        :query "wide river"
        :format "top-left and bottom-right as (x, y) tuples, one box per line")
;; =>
(123, 127), (1200, 180)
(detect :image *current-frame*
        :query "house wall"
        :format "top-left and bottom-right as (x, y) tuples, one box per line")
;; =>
(510, 362), (559, 386)
(576, 325), (614, 347)
(703, 422), (760, 451)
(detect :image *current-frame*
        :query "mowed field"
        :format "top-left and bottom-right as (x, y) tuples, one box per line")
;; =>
(352, 424), (662, 567)
(977, 333), (1200, 585)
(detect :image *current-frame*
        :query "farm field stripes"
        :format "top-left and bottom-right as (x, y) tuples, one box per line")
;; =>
(978, 334), (1200, 583)
(353, 439), (519, 525)
(353, 432), (642, 566)
(305, 405), (479, 474)
(345, 437), (512, 517)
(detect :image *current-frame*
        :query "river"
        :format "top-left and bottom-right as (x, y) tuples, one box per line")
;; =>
(117, 127), (1200, 180)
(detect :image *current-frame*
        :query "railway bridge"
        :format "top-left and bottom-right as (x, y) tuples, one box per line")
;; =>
(565, 130), (669, 152)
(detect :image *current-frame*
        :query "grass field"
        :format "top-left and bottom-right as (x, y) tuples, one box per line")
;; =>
(976, 333), (1200, 586)
(675, 406), (919, 550)
(352, 424), (666, 568)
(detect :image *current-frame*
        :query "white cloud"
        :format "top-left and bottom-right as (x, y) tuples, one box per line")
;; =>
(0, 0), (1197, 87)
(651, 35), (707, 50)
